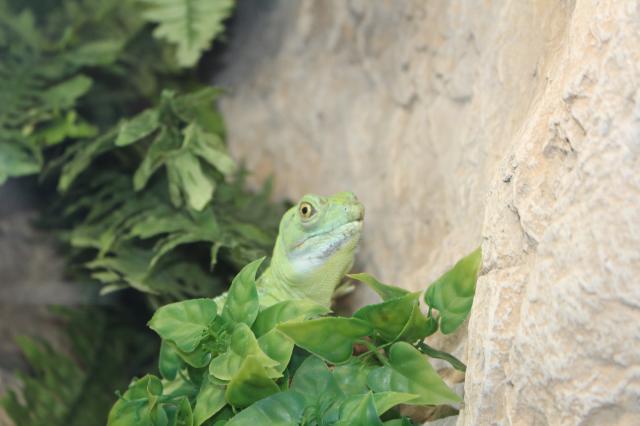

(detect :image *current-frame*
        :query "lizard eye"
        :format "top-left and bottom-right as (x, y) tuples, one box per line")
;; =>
(299, 202), (316, 219)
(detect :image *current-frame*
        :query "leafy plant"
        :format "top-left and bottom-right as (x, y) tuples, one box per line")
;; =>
(0, 0), (283, 424)
(108, 248), (482, 425)
(46, 86), (283, 303)
(423, 248), (482, 334)
(1, 307), (157, 426)
(0, 0), (284, 302)
(141, 0), (235, 67)
(0, 0), (180, 182)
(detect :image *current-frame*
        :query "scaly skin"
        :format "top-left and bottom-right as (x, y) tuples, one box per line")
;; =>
(258, 191), (364, 307)
(215, 192), (364, 309)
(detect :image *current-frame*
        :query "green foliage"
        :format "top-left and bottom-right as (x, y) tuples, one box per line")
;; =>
(209, 323), (280, 381)
(149, 298), (218, 352)
(353, 292), (429, 342)
(1, 307), (156, 426)
(45, 82), (282, 301)
(252, 299), (330, 337)
(52, 166), (281, 301)
(221, 258), (263, 326)
(0, 0), (282, 301)
(367, 343), (461, 405)
(0, 0), (144, 184)
(225, 391), (305, 426)
(347, 273), (410, 301)
(1, 1), (484, 424)
(416, 342), (467, 373)
(0, 1), (286, 425)
(107, 248), (482, 425)
(141, 0), (235, 67)
(225, 355), (280, 407)
(193, 375), (226, 425)
(278, 318), (372, 364)
(424, 247), (482, 334)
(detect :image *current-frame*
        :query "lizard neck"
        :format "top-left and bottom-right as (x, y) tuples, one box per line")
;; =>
(257, 235), (351, 308)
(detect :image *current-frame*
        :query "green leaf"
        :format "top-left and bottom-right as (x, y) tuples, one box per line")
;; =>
(58, 130), (117, 192)
(183, 123), (236, 176)
(175, 397), (194, 426)
(173, 341), (212, 368)
(0, 142), (41, 184)
(163, 371), (199, 398)
(335, 392), (382, 426)
(193, 375), (226, 426)
(291, 355), (343, 403)
(367, 342), (461, 405)
(225, 355), (280, 408)
(141, 0), (235, 67)
(35, 111), (98, 146)
(41, 75), (93, 109)
(353, 293), (422, 342)
(149, 232), (209, 269)
(222, 258), (263, 327)
(209, 323), (279, 381)
(424, 247), (482, 334)
(208, 405), (234, 424)
(332, 362), (376, 396)
(278, 317), (372, 364)
(159, 340), (183, 380)
(108, 398), (154, 426)
(395, 298), (438, 343)
(126, 203), (194, 239)
(148, 299), (217, 352)
(171, 88), (225, 135)
(108, 375), (164, 426)
(151, 406), (169, 426)
(225, 391), (306, 426)
(348, 273), (409, 301)
(289, 356), (344, 422)
(257, 329), (294, 373)
(166, 151), (215, 211)
(133, 127), (180, 190)
(252, 299), (330, 337)
(372, 392), (419, 415)
(67, 39), (125, 66)
(115, 109), (160, 146)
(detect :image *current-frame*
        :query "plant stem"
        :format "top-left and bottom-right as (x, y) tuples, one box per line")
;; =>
(417, 342), (467, 372)
(356, 339), (391, 366)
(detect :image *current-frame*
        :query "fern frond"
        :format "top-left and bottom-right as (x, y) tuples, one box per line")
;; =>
(0, 307), (156, 426)
(141, 0), (234, 67)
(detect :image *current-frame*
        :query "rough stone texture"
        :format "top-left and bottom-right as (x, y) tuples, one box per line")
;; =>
(215, 0), (640, 424)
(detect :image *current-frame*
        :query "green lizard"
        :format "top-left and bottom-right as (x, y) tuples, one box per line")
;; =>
(216, 191), (364, 309)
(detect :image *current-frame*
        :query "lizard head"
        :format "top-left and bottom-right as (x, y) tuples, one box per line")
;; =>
(280, 191), (364, 264)
(267, 191), (364, 305)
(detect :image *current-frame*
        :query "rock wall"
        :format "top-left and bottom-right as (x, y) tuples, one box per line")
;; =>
(215, 0), (640, 424)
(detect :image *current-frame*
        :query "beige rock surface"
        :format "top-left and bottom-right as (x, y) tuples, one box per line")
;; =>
(215, 0), (640, 424)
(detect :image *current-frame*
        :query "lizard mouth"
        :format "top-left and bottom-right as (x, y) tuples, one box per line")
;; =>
(286, 218), (363, 276)
(293, 218), (363, 253)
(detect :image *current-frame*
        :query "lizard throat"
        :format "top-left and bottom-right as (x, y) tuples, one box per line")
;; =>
(258, 217), (363, 308)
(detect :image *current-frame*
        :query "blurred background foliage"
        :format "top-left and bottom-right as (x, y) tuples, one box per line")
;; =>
(0, 0), (286, 424)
